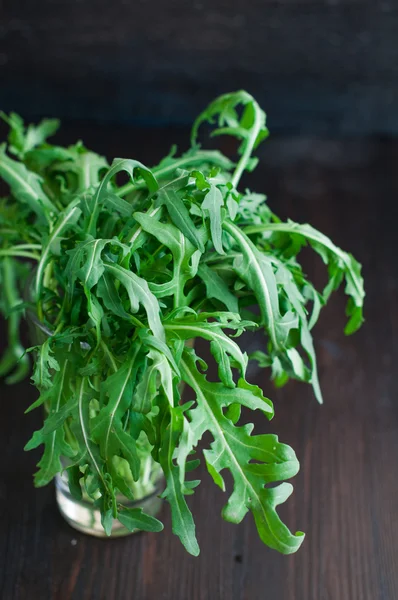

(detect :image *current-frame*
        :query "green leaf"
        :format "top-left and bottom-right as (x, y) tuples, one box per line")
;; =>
(24, 119), (60, 155)
(101, 508), (114, 536)
(71, 377), (114, 506)
(0, 113), (25, 156)
(191, 90), (268, 189)
(25, 395), (77, 450)
(165, 315), (248, 388)
(104, 192), (133, 217)
(35, 202), (82, 297)
(155, 178), (205, 253)
(180, 350), (304, 554)
(76, 239), (109, 290)
(197, 264), (238, 313)
(116, 147), (234, 197)
(118, 507), (164, 533)
(67, 465), (83, 500)
(202, 184), (225, 255)
(31, 339), (60, 390)
(86, 158), (158, 236)
(275, 262), (323, 403)
(138, 331), (180, 376)
(25, 387), (52, 414)
(104, 262), (165, 341)
(91, 350), (141, 478)
(86, 290), (104, 345)
(74, 150), (109, 191)
(96, 271), (132, 320)
(0, 145), (57, 219)
(1, 112), (59, 157)
(244, 220), (365, 335)
(30, 428), (73, 487)
(24, 360), (75, 487)
(133, 348), (175, 413)
(134, 210), (202, 304)
(66, 237), (128, 295)
(25, 146), (77, 171)
(41, 395), (78, 435)
(224, 220), (297, 351)
(157, 401), (200, 556)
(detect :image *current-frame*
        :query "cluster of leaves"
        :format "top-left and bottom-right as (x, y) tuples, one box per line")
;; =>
(0, 91), (364, 554)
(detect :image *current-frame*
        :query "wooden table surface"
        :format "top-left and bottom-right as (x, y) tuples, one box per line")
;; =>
(1, 127), (397, 600)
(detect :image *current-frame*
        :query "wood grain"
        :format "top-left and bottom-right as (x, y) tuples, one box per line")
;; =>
(0, 127), (397, 599)
(1, 0), (398, 134)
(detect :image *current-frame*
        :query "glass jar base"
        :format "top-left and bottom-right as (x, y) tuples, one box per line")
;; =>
(55, 473), (164, 538)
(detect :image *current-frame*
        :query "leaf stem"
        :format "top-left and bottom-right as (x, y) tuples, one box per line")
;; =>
(0, 249), (40, 260)
(231, 107), (263, 189)
(100, 340), (118, 373)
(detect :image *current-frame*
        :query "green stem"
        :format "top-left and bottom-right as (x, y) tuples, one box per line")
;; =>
(8, 243), (41, 250)
(99, 340), (118, 373)
(0, 250), (39, 260)
(64, 420), (78, 452)
(130, 315), (146, 330)
(231, 108), (263, 189)
(43, 262), (53, 292)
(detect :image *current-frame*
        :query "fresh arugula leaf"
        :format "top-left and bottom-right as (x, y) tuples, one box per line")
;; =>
(164, 315), (248, 388)
(244, 220), (365, 334)
(24, 360), (75, 486)
(0, 145), (57, 220)
(30, 338), (60, 389)
(91, 349), (141, 478)
(191, 90), (268, 188)
(197, 263), (238, 313)
(104, 262), (165, 341)
(73, 377), (114, 506)
(275, 261), (323, 403)
(116, 147), (234, 198)
(157, 399), (200, 556)
(180, 350), (303, 554)
(66, 237), (128, 296)
(118, 507), (164, 533)
(35, 202), (82, 297)
(87, 158), (158, 236)
(133, 347), (176, 413)
(0, 112), (60, 157)
(155, 178), (205, 253)
(201, 184), (225, 255)
(133, 210), (202, 305)
(224, 220), (298, 351)
(96, 271), (132, 320)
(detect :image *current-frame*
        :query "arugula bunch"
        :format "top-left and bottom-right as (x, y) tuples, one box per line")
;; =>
(0, 92), (364, 555)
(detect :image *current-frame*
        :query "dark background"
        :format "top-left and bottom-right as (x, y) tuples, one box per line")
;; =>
(1, 2), (398, 600)
(1, 0), (398, 134)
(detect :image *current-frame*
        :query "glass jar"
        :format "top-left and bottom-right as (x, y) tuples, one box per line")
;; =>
(55, 456), (164, 538)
